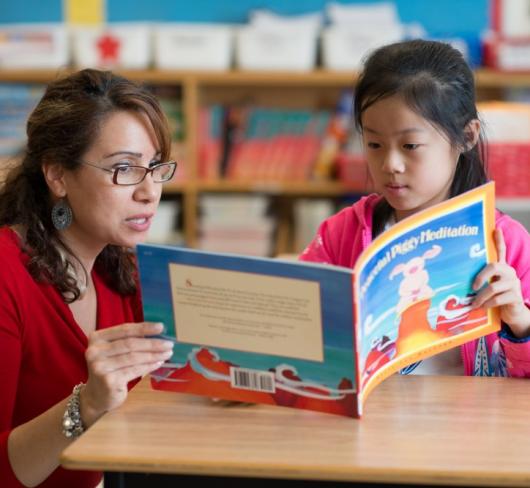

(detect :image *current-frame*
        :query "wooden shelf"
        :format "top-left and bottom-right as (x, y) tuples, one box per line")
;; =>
(163, 180), (364, 195)
(474, 69), (530, 88)
(192, 70), (356, 86)
(2, 68), (530, 88)
(0, 68), (69, 83)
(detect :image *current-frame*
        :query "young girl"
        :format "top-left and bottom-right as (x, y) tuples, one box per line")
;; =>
(301, 39), (530, 377)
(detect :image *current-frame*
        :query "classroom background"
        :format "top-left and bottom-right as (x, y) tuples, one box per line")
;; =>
(1, 0), (529, 257)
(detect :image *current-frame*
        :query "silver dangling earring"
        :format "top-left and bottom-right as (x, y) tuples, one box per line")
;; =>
(51, 198), (73, 230)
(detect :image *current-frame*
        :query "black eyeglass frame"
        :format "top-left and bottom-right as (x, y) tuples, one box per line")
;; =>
(79, 160), (177, 186)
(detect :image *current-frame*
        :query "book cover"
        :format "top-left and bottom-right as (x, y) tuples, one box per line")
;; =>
(137, 182), (499, 418)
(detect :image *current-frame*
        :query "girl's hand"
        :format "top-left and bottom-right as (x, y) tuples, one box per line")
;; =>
(472, 228), (530, 338)
(80, 321), (174, 426)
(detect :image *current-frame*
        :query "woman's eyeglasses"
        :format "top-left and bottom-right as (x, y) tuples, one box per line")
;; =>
(80, 160), (177, 186)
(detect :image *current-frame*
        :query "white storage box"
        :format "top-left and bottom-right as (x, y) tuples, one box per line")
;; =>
(71, 23), (151, 69)
(236, 26), (318, 71)
(321, 25), (404, 71)
(493, 0), (530, 37)
(0, 23), (68, 69)
(146, 200), (181, 244)
(154, 24), (233, 71)
(483, 33), (530, 71)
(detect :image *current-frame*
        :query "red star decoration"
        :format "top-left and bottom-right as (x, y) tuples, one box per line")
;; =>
(96, 34), (121, 63)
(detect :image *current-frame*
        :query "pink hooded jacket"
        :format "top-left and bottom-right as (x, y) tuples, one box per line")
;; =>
(300, 194), (530, 377)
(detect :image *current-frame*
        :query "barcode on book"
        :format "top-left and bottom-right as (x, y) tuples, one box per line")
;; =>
(229, 367), (276, 393)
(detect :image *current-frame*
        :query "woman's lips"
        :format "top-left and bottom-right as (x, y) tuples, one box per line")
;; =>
(125, 215), (153, 232)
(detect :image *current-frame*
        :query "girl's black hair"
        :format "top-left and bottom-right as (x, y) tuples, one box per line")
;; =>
(353, 40), (488, 237)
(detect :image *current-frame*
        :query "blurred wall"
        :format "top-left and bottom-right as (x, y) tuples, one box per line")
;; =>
(0, 0), (489, 63)
(0, 0), (489, 31)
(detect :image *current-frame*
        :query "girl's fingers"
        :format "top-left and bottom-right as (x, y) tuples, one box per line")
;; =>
(473, 280), (513, 309)
(473, 262), (504, 291)
(473, 259), (518, 292)
(473, 230), (509, 290)
(495, 228), (507, 263)
(90, 322), (164, 344)
(479, 290), (522, 311)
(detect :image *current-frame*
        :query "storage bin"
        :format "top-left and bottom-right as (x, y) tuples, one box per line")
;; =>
(0, 23), (68, 69)
(154, 24), (233, 71)
(321, 25), (404, 71)
(483, 34), (530, 71)
(71, 23), (151, 69)
(236, 26), (318, 71)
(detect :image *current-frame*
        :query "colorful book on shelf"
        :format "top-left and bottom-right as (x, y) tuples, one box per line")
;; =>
(0, 83), (45, 156)
(223, 107), (331, 182)
(197, 105), (224, 179)
(137, 183), (500, 418)
(292, 110), (330, 181)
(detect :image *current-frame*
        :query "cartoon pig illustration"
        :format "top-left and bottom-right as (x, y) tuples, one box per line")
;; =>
(390, 245), (441, 314)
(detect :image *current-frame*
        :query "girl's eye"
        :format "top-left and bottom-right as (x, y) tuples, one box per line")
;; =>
(403, 143), (420, 150)
(149, 160), (163, 168)
(366, 142), (380, 149)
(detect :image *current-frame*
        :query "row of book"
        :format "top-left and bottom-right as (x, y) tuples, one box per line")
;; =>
(197, 90), (358, 183)
(2, 83), (530, 198)
(198, 105), (333, 182)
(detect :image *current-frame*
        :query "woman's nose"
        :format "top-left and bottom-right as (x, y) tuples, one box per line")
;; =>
(134, 172), (160, 202)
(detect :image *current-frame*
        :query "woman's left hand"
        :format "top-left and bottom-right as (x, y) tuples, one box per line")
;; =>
(472, 228), (530, 338)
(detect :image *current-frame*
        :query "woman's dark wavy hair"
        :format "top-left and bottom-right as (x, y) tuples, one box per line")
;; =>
(353, 39), (488, 237)
(0, 69), (171, 302)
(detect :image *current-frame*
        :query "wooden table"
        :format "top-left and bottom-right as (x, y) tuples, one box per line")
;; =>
(61, 375), (530, 487)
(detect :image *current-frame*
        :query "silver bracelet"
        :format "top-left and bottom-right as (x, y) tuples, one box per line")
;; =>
(62, 383), (86, 439)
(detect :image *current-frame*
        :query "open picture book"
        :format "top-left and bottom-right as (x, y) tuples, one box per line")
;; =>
(137, 182), (500, 418)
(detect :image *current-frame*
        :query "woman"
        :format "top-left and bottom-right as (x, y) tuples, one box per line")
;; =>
(0, 69), (176, 487)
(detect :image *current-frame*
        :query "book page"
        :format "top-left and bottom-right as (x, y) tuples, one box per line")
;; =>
(355, 183), (499, 404)
(169, 263), (324, 361)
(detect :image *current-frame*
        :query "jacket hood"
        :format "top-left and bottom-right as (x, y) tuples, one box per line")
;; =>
(352, 193), (382, 235)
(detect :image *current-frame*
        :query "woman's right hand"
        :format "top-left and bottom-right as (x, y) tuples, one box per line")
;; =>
(80, 321), (173, 426)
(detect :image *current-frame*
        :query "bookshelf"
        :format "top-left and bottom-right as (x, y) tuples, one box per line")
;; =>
(1, 68), (529, 251)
